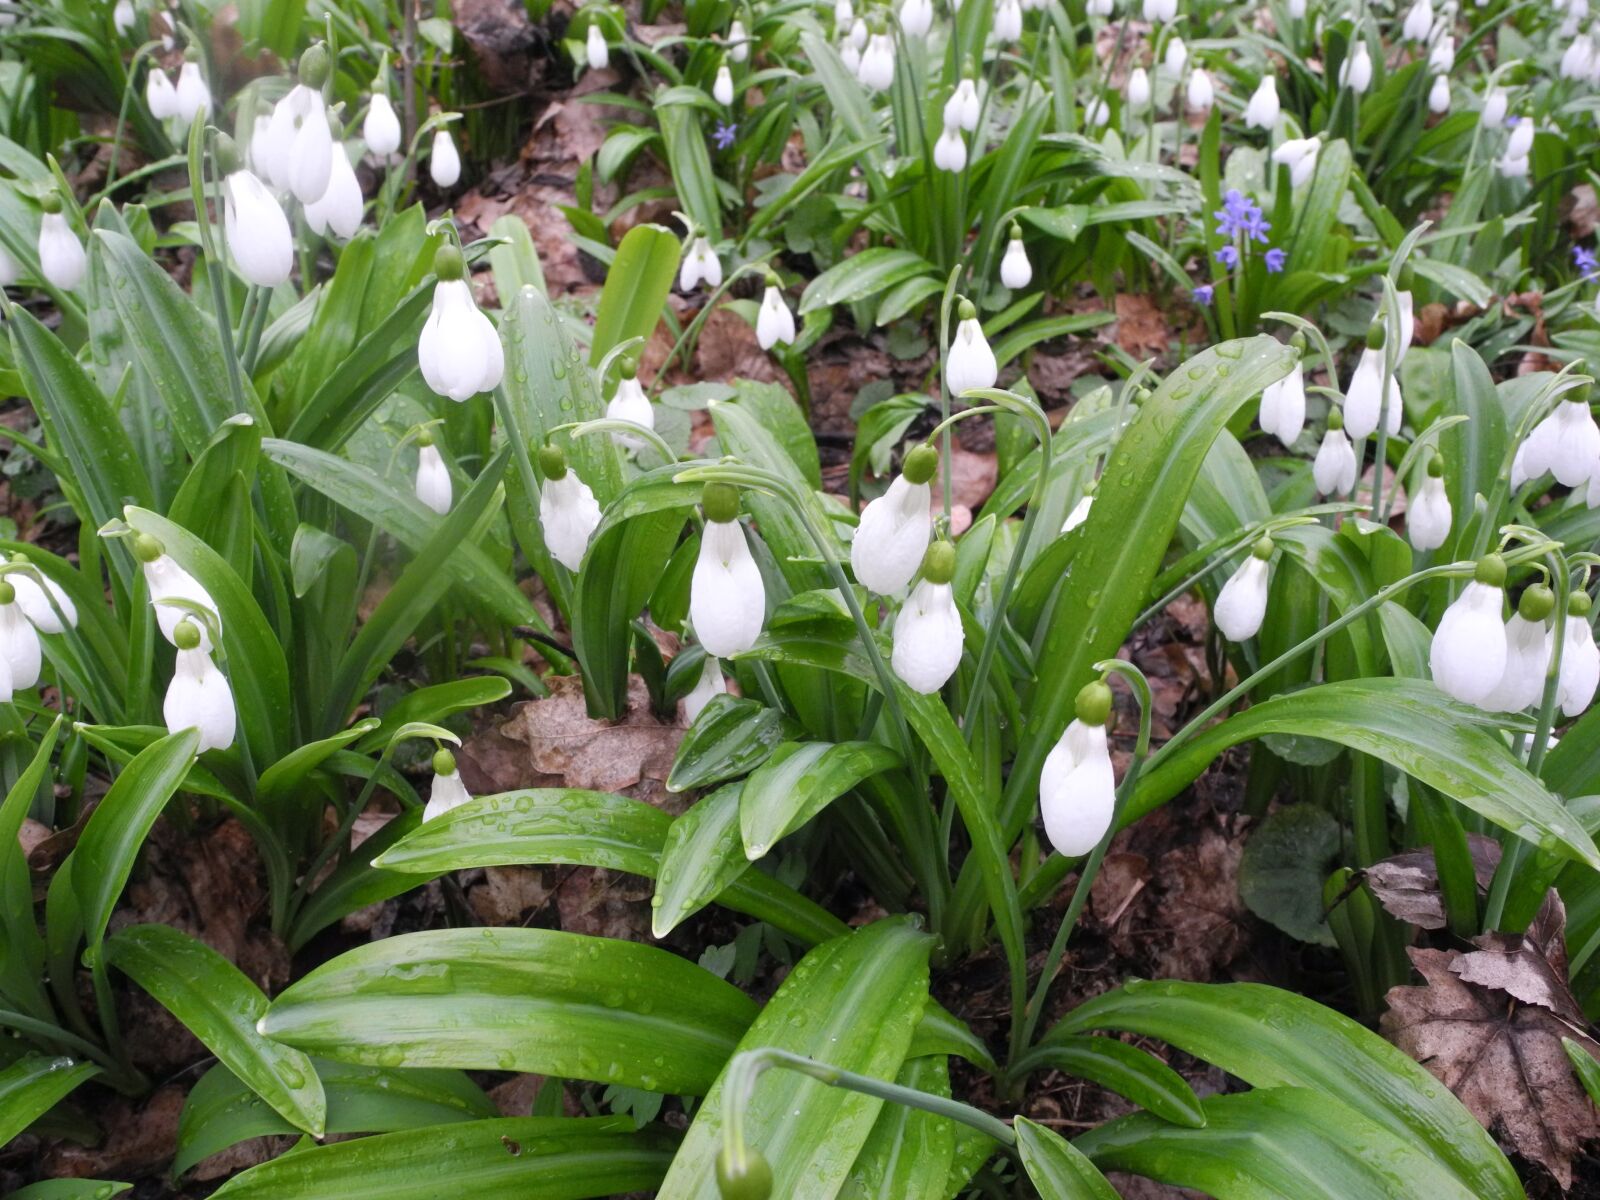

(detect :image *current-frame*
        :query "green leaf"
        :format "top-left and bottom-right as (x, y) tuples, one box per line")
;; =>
(667, 694), (793, 792)
(843, 1056), (955, 1199)
(1014, 1117), (1120, 1200)
(1013, 1036), (1206, 1129)
(287, 810), (424, 953)
(257, 718), (381, 814)
(259, 928), (758, 1094)
(6, 1181), (131, 1200)
(656, 918), (932, 1199)
(487, 213), (547, 297)
(653, 781), (749, 938)
(0, 1055), (100, 1144)
(71, 728), (199, 950)
(1049, 979), (1522, 1199)
(353, 677), (513, 754)
(1563, 1037), (1600, 1107)
(371, 789), (847, 946)
(799, 249), (939, 315)
(591, 224), (681, 365)
(174, 1059), (495, 1176)
(740, 740), (901, 860)
(103, 924), (326, 1135)
(658, 105), (721, 237)
(1074, 1088), (1479, 1199)
(1237, 803), (1342, 946)
(206, 1117), (677, 1200)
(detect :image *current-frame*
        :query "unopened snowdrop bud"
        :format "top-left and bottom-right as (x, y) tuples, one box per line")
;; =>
(418, 245), (504, 402)
(1287, 0), (1306, 15)
(537, 445), (603, 571)
(852, 444), (936, 595)
(713, 63), (736, 106)
(1313, 409), (1358, 497)
(1270, 136), (1320, 186)
(1408, 455), (1452, 551)
(1127, 67), (1151, 109)
(1428, 35), (1455, 73)
(1484, 585), (1554, 713)
(901, 0), (934, 37)
(423, 749), (473, 821)
(364, 94), (402, 158)
(1214, 537), (1273, 642)
(1000, 225), (1032, 289)
(1560, 591), (1600, 718)
(946, 299), (997, 396)
(1164, 36), (1188, 74)
(1395, 281), (1415, 362)
(1428, 74), (1451, 114)
(304, 140), (364, 240)
(1482, 87), (1508, 128)
(891, 540), (964, 694)
(587, 23), (610, 70)
(1039, 680), (1116, 857)
(1186, 68), (1215, 112)
(605, 360), (655, 449)
(1244, 75), (1280, 129)
(841, 37), (862, 72)
(835, 0), (853, 26)
(414, 431), (452, 515)
(1343, 329), (1402, 442)
(4, 554), (75, 634)
(1141, 0), (1176, 20)
(728, 19), (750, 61)
(1429, 554), (1508, 706)
(850, 16), (870, 48)
(1087, 0), (1113, 13)
(0, 582), (39, 692)
(1562, 34), (1596, 80)
(430, 128), (461, 188)
(37, 194), (85, 291)
(1083, 96), (1111, 127)
(1507, 117), (1535, 161)
(1498, 150), (1530, 180)
(933, 122), (968, 172)
(1338, 42), (1372, 93)
(174, 56), (211, 123)
(146, 68), (178, 119)
(114, 0), (136, 34)
(1258, 353), (1306, 446)
(163, 620), (236, 753)
(1402, 0), (1433, 40)
(945, 78), (981, 131)
(993, 0), (1023, 42)
(220, 142), (294, 287)
(859, 32), (896, 90)
(691, 484), (766, 658)
(756, 275), (796, 350)
(683, 655), (728, 723)
(679, 232), (723, 291)
(137, 534), (222, 652)
(1544, 392), (1600, 489)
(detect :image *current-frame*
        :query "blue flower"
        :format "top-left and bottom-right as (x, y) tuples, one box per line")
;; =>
(712, 121), (738, 150)
(1214, 188), (1271, 244)
(1192, 284), (1215, 305)
(1265, 247), (1287, 273)
(1216, 245), (1239, 268)
(1575, 245), (1598, 279)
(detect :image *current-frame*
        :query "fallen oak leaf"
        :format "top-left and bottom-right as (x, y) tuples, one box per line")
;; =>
(1361, 835), (1501, 931)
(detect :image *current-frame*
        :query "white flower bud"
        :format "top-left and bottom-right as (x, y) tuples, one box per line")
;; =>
(691, 518), (766, 658)
(1244, 75), (1280, 128)
(414, 443), (452, 515)
(1313, 425), (1358, 496)
(1271, 136), (1320, 186)
(38, 213), (85, 291)
(423, 759), (472, 821)
(946, 311), (997, 395)
(364, 94), (403, 157)
(288, 99), (334, 205)
(1000, 233), (1032, 289)
(1543, 398), (1600, 489)
(891, 579), (964, 693)
(945, 79), (981, 131)
(859, 33), (896, 90)
(0, 600), (40, 690)
(1040, 717), (1115, 857)
(114, 0), (135, 34)
(146, 69), (178, 120)
(2, 559), (76, 634)
(1407, 473), (1452, 551)
(143, 553), (222, 653)
(1428, 35), (1455, 73)
(993, 0), (1023, 42)
(729, 19), (750, 61)
(852, 473), (933, 595)
(683, 655), (728, 724)
(605, 372), (655, 449)
(304, 144), (364, 240)
(713, 64), (735, 106)
(587, 23), (610, 70)
(1338, 43), (1372, 94)
(429, 129), (461, 188)
(224, 169), (294, 288)
(1559, 609), (1600, 717)
(539, 470), (603, 572)
(933, 124), (968, 172)
(1430, 577), (1507, 706)
(1402, 0), (1433, 40)
(1428, 74), (1451, 113)
(1186, 68), (1215, 112)
(1164, 36), (1188, 74)
(1259, 363), (1306, 447)
(174, 61), (211, 123)
(900, 0), (934, 37)
(1213, 548), (1271, 642)
(679, 235), (723, 291)
(163, 646), (236, 753)
(1482, 612), (1551, 713)
(418, 278), (504, 401)
(1127, 67), (1151, 109)
(1343, 347), (1402, 441)
(1482, 87), (1508, 128)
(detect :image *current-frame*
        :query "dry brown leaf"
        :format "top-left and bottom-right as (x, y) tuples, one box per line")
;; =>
(1362, 835), (1501, 931)
(496, 674), (683, 795)
(1114, 293), (1170, 358)
(694, 307), (784, 386)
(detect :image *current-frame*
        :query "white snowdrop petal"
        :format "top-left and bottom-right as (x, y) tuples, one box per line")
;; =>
(1429, 582), (1508, 706)
(851, 476), (933, 596)
(1040, 720), (1115, 857)
(891, 581), (964, 694)
(690, 520), (766, 658)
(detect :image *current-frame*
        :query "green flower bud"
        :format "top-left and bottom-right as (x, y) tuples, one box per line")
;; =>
(1075, 679), (1113, 726)
(1327, 407), (1344, 432)
(40, 191), (63, 215)
(416, 427), (435, 448)
(1365, 322), (1386, 350)
(902, 444), (939, 484)
(1426, 453), (1444, 478)
(433, 244), (465, 282)
(620, 356), (639, 381)
(703, 482), (741, 524)
(1571, 590), (1593, 618)
(957, 297), (977, 321)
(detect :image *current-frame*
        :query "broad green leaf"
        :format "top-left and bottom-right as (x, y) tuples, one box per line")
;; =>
(0, 717), (62, 1013)
(740, 740), (901, 859)
(260, 928), (758, 1094)
(487, 213), (547, 297)
(103, 924), (326, 1135)
(591, 223), (680, 364)
(371, 789), (847, 946)
(667, 694), (793, 792)
(653, 781), (748, 937)
(657, 918), (932, 1199)
(1012, 1036), (1205, 1129)
(800, 248), (939, 315)
(6, 1181), (131, 1199)
(174, 1059), (495, 1176)
(353, 677), (513, 753)
(1440, 339), (1505, 565)
(1564, 1037), (1600, 1107)
(207, 1117), (676, 1199)
(256, 718), (381, 814)
(1014, 1117), (1120, 1200)
(658, 104), (721, 237)
(1050, 979), (1522, 1199)
(842, 1056), (955, 1200)
(237, 0), (305, 55)
(0, 1055), (99, 1144)
(1237, 803), (1341, 946)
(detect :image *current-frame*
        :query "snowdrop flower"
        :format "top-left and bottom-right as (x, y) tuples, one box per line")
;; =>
(728, 19), (750, 61)
(1481, 86), (1508, 128)
(1062, 489), (1094, 533)
(537, 445), (602, 571)
(690, 485), (766, 658)
(135, 534), (221, 653)
(933, 123), (968, 172)
(422, 749), (472, 821)
(891, 541), (964, 694)
(859, 32), (896, 90)
(1214, 537), (1273, 642)
(1429, 555), (1508, 706)
(418, 246), (504, 402)
(1039, 681), (1116, 857)
(1507, 117), (1534, 160)
(218, 139), (293, 287)
(1313, 410), (1358, 496)
(605, 360), (655, 449)
(1483, 586), (1553, 713)
(1164, 36), (1188, 74)
(756, 275), (796, 350)
(429, 128), (461, 188)
(1287, 0), (1306, 14)
(945, 78), (981, 131)
(852, 444), (936, 595)
(587, 23), (610, 70)
(146, 69), (178, 120)
(841, 38), (862, 72)
(1428, 36), (1455, 74)
(304, 141), (364, 240)
(1343, 330), (1402, 441)
(1559, 591), (1600, 718)
(0, 583), (40, 691)
(1083, 96), (1110, 127)
(1401, 0), (1433, 40)
(1186, 68), (1215, 112)
(1408, 455), (1452, 552)
(679, 231), (723, 290)
(414, 432), (452, 515)
(1561, 34), (1596, 80)
(1396, 287), (1415, 361)
(364, 93), (403, 157)
(713, 63), (735, 106)
(37, 196), (85, 291)
(850, 16), (870, 48)
(946, 299), (997, 396)
(1259, 355), (1306, 447)
(2, 554), (75, 634)
(262, 47), (336, 205)
(1539, 396), (1600, 489)
(0, 243), (16, 287)
(1000, 225), (1032, 289)
(683, 655), (728, 723)
(1127, 67), (1151, 109)
(1141, 0), (1176, 20)
(993, 0), (1023, 42)
(1339, 42), (1372, 93)
(174, 57), (211, 123)
(114, 0), (136, 34)
(1270, 136), (1320, 186)
(247, 115), (274, 176)
(835, 0), (853, 25)
(1087, 0), (1113, 13)
(163, 620), (236, 754)
(1428, 75), (1451, 114)
(901, 0), (934, 37)
(1243, 75), (1280, 128)
(1498, 150), (1530, 179)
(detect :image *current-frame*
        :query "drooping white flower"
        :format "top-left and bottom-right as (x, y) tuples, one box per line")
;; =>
(1000, 228), (1032, 289)
(146, 69), (178, 120)
(859, 32), (896, 90)
(683, 655), (728, 724)
(1313, 416), (1358, 496)
(835, 0), (854, 26)
(287, 95), (334, 205)
(223, 168), (293, 287)
(1408, 461), (1452, 551)
(945, 79), (981, 131)
(850, 16), (870, 48)
(713, 64), (735, 106)
(1339, 43), (1372, 93)
(174, 60), (211, 123)
(163, 635), (236, 754)
(728, 19), (750, 61)
(422, 749), (472, 821)
(1127, 67), (1152, 109)
(1083, 96), (1111, 127)
(3, 555), (75, 634)
(418, 249), (504, 402)
(364, 93), (403, 157)
(1186, 68), (1215, 112)
(891, 542), (964, 694)
(138, 538), (222, 653)
(679, 234), (723, 291)
(1482, 592), (1553, 713)
(1087, 0), (1113, 13)
(1395, 289), (1416, 362)
(1559, 595), (1600, 718)
(1428, 74), (1450, 113)
(304, 143), (364, 240)
(1542, 397), (1600, 489)
(1141, 0), (1176, 20)
(414, 440), (452, 515)
(114, 0), (136, 34)
(1429, 559), (1508, 706)
(756, 281), (796, 350)
(429, 129), (461, 188)
(1562, 34), (1596, 80)
(1040, 683), (1116, 857)
(841, 39), (862, 72)
(1507, 118), (1535, 159)
(1164, 36), (1188, 74)
(38, 208), (85, 291)
(933, 123), (968, 172)
(900, 0), (934, 37)
(536, 446), (603, 571)
(1286, 0), (1306, 15)
(946, 300), (997, 395)
(1482, 86), (1508, 128)
(257, 86), (317, 189)
(605, 366), (655, 449)
(1343, 345), (1402, 441)
(1213, 539), (1272, 642)
(993, 0), (1023, 42)
(1402, 0), (1434, 40)
(1428, 35), (1455, 74)
(852, 447), (936, 595)
(1259, 362), (1306, 447)
(1271, 136), (1320, 186)
(0, 594), (40, 691)
(1244, 75), (1280, 128)
(1497, 150), (1530, 179)
(1062, 493), (1093, 533)
(587, 23), (610, 70)
(690, 489), (766, 658)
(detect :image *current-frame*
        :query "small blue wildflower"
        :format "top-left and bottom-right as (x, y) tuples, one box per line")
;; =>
(1265, 247), (1287, 273)
(1216, 245), (1240, 269)
(1214, 188), (1272, 244)
(712, 121), (738, 150)
(1575, 245), (1598, 279)
(1192, 284), (1215, 305)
